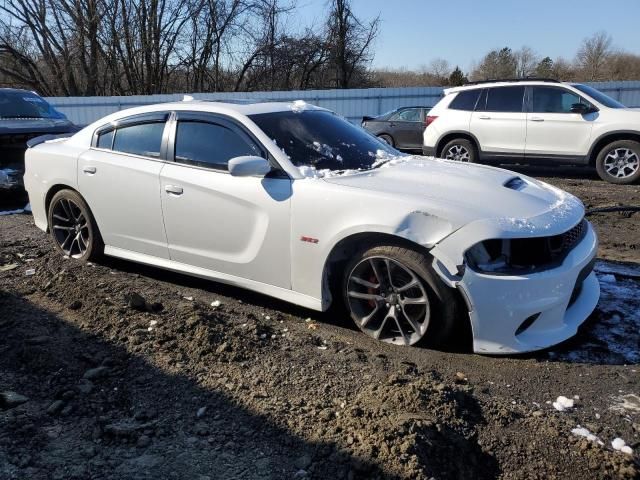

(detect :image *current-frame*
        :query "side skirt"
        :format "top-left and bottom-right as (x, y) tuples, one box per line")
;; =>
(103, 245), (323, 312)
(479, 151), (589, 165)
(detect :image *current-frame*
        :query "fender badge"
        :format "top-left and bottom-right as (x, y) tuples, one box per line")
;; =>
(300, 236), (319, 244)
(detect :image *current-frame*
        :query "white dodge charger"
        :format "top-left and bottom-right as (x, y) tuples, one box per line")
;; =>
(24, 100), (600, 354)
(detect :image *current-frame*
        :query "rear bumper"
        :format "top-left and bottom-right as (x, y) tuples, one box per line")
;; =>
(458, 223), (599, 354)
(422, 146), (436, 157)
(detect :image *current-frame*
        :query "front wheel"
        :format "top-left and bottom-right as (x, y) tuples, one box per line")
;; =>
(595, 140), (640, 184)
(342, 245), (461, 347)
(47, 189), (102, 261)
(441, 138), (477, 163)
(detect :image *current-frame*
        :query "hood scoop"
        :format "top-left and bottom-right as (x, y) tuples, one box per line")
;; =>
(503, 176), (527, 191)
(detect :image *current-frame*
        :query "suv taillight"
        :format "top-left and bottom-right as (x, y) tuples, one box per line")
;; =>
(425, 115), (438, 127)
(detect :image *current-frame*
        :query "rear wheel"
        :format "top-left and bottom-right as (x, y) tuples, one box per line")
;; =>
(441, 138), (477, 163)
(47, 189), (102, 261)
(378, 134), (395, 147)
(595, 140), (640, 184)
(342, 245), (461, 347)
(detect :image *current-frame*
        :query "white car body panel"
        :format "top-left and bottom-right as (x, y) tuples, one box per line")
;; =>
(78, 149), (170, 259)
(470, 110), (527, 155)
(24, 100), (600, 354)
(525, 111), (595, 157)
(159, 163), (292, 288)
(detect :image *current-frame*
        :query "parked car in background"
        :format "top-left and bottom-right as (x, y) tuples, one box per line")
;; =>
(0, 88), (78, 192)
(423, 79), (640, 184)
(362, 106), (430, 151)
(25, 100), (599, 354)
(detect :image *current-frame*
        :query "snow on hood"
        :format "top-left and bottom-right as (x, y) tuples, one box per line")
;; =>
(321, 156), (584, 231)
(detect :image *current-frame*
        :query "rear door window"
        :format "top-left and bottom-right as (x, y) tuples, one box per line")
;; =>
(112, 122), (165, 158)
(484, 87), (526, 112)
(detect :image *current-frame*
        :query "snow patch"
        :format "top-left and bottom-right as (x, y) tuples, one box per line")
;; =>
(0, 202), (30, 216)
(571, 426), (604, 446)
(290, 100), (309, 113)
(0, 208), (25, 216)
(598, 273), (616, 284)
(611, 438), (633, 455)
(551, 261), (640, 365)
(297, 165), (362, 178)
(553, 396), (574, 411)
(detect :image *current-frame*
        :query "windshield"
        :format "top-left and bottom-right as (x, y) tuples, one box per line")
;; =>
(0, 91), (66, 119)
(249, 110), (403, 171)
(572, 84), (626, 109)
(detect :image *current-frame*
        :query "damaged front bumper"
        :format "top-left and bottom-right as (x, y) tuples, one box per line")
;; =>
(460, 225), (598, 354)
(430, 200), (600, 354)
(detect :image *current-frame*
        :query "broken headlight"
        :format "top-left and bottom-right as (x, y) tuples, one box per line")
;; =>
(465, 220), (588, 275)
(464, 237), (560, 274)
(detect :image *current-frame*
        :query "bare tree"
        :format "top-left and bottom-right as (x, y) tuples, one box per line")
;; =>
(514, 46), (539, 78)
(325, 0), (378, 88)
(0, 0), (97, 95)
(427, 58), (451, 80)
(576, 31), (612, 81)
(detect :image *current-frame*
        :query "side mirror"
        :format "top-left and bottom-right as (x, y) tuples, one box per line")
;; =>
(570, 103), (596, 114)
(228, 156), (272, 177)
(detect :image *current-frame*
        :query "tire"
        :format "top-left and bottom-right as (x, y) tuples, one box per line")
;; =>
(595, 140), (640, 184)
(378, 134), (395, 147)
(441, 138), (477, 163)
(47, 189), (103, 262)
(342, 244), (462, 348)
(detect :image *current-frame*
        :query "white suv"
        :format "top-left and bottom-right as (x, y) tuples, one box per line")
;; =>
(423, 79), (640, 184)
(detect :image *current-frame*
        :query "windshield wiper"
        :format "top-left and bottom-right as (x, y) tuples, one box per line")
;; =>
(370, 158), (392, 169)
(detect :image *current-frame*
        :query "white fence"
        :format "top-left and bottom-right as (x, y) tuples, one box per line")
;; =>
(46, 81), (640, 126)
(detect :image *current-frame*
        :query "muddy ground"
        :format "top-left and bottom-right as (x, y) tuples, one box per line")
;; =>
(1, 169), (639, 479)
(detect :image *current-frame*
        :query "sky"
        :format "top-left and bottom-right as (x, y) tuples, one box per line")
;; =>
(295, 0), (640, 72)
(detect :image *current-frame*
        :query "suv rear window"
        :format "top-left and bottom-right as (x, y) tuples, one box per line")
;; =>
(449, 90), (481, 111)
(483, 87), (525, 113)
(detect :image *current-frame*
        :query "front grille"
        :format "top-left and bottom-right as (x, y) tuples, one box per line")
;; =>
(549, 219), (587, 255)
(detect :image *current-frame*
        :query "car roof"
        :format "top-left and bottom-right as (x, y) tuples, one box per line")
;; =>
(118, 99), (329, 118)
(444, 80), (571, 95)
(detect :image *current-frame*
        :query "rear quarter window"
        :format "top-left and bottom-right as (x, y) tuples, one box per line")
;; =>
(96, 129), (114, 149)
(448, 90), (481, 111)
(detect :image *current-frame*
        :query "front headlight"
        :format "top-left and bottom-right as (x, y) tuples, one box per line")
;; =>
(464, 229), (583, 275)
(465, 237), (557, 274)
(465, 239), (512, 274)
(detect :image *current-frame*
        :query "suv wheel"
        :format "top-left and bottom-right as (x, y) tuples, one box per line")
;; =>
(596, 140), (640, 184)
(342, 245), (460, 347)
(441, 138), (477, 163)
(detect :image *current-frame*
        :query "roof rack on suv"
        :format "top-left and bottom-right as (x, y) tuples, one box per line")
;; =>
(463, 78), (561, 86)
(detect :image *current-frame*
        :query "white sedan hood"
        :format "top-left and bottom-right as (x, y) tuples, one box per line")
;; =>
(323, 157), (584, 236)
